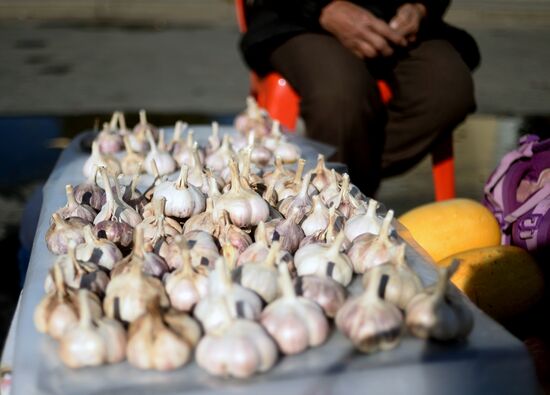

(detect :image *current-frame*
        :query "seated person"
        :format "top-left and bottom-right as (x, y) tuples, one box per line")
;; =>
(240, 0), (480, 196)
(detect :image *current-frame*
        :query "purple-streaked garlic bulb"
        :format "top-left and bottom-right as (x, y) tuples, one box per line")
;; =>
(140, 198), (182, 257)
(73, 168), (106, 211)
(133, 109), (158, 139)
(83, 141), (121, 180)
(325, 173), (362, 219)
(196, 296), (278, 378)
(336, 266), (404, 353)
(164, 241), (209, 312)
(59, 290), (126, 368)
(93, 220), (133, 250)
(213, 160), (269, 227)
(194, 258), (263, 333)
(318, 169), (344, 205)
(347, 210), (397, 274)
(46, 214), (87, 255)
(170, 121), (193, 166)
(164, 232), (220, 270)
(406, 260), (473, 341)
(206, 121), (221, 155)
(127, 306), (201, 371)
(261, 262), (329, 354)
(144, 129), (176, 176)
(94, 167), (142, 227)
(153, 166), (206, 219)
(121, 135), (144, 176)
(274, 159), (307, 201)
(246, 131), (272, 166)
(44, 243), (109, 297)
(34, 264), (102, 340)
(362, 244), (422, 310)
(271, 208), (305, 254)
(278, 172), (314, 222)
(294, 275), (347, 318)
(344, 198), (382, 243)
(213, 210), (253, 256)
(206, 134), (234, 173)
(263, 156), (293, 187)
(55, 184), (96, 223)
(76, 225), (122, 270)
(299, 206), (345, 248)
(96, 122), (123, 154)
(232, 242), (281, 303)
(305, 154), (343, 192)
(237, 221), (293, 268)
(301, 195), (329, 237)
(182, 198), (217, 235)
(111, 226), (169, 279)
(295, 231), (353, 286)
(104, 256), (170, 323)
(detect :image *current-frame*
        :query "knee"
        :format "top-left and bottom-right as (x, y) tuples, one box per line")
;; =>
(422, 41), (476, 125)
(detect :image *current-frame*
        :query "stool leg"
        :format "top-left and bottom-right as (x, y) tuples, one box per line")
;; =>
(432, 135), (456, 201)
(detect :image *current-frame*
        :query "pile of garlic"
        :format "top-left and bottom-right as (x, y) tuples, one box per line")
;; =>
(36, 100), (473, 378)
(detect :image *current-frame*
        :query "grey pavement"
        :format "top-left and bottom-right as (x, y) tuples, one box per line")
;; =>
(0, 0), (549, 115)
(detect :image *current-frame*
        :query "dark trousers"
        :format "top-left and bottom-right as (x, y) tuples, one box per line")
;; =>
(269, 33), (476, 196)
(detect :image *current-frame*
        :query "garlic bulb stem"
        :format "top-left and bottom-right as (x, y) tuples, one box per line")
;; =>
(327, 231), (345, 257)
(379, 209), (393, 243)
(278, 258), (296, 299)
(65, 185), (78, 207)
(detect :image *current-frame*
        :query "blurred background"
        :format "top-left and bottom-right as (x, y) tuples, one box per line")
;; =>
(0, 0), (549, 389)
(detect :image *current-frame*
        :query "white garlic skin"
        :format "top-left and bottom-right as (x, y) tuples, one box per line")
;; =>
(83, 141), (121, 180)
(301, 196), (329, 237)
(46, 215), (87, 255)
(76, 226), (122, 270)
(153, 167), (206, 219)
(406, 262), (474, 341)
(344, 198), (382, 242)
(232, 263), (279, 303)
(294, 275), (347, 318)
(196, 319), (278, 378)
(294, 233), (353, 286)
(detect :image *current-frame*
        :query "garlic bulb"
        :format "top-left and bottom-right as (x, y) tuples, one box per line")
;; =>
(93, 220), (133, 250)
(94, 167), (142, 227)
(234, 96), (269, 136)
(237, 221), (290, 265)
(213, 160), (269, 227)
(34, 264), (102, 340)
(299, 206), (345, 248)
(273, 139), (301, 164)
(295, 231), (353, 286)
(164, 241), (209, 312)
(261, 262), (329, 355)
(206, 121), (221, 155)
(325, 173), (361, 219)
(263, 156), (293, 187)
(75, 225), (122, 270)
(213, 210), (253, 256)
(246, 131), (272, 166)
(133, 109), (158, 140)
(96, 122), (123, 154)
(232, 242), (280, 303)
(153, 166), (206, 219)
(83, 141), (121, 179)
(104, 256), (170, 323)
(196, 302), (278, 378)
(140, 198), (182, 256)
(165, 230), (220, 270)
(55, 184), (96, 223)
(111, 226), (169, 279)
(194, 258), (263, 333)
(274, 159), (306, 201)
(263, 119), (283, 151)
(294, 275), (347, 318)
(305, 154), (343, 192)
(144, 129), (176, 176)
(59, 290), (126, 368)
(206, 134), (234, 172)
(44, 243), (110, 297)
(127, 306), (201, 371)
(120, 174), (148, 214)
(73, 169), (106, 211)
(182, 198), (217, 235)
(347, 210), (397, 274)
(336, 266), (404, 353)
(406, 260), (474, 341)
(271, 208), (305, 254)
(301, 195), (329, 236)
(46, 214), (87, 255)
(121, 135), (144, 176)
(318, 169), (343, 205)
(362, 244), (423, 310)
(278, 172), (313, 222)
(344, 198), (382, 243)
(171, 122), (201, 167)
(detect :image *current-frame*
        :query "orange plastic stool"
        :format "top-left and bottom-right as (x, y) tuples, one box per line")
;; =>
(235, 0), (455, 201)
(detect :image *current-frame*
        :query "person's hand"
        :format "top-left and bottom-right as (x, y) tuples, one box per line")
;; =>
(389, 3), (426, 43)
(320, 1), (407, 59)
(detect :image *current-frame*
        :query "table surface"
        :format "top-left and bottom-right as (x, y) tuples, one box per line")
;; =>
(4, 126), (540, 395)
